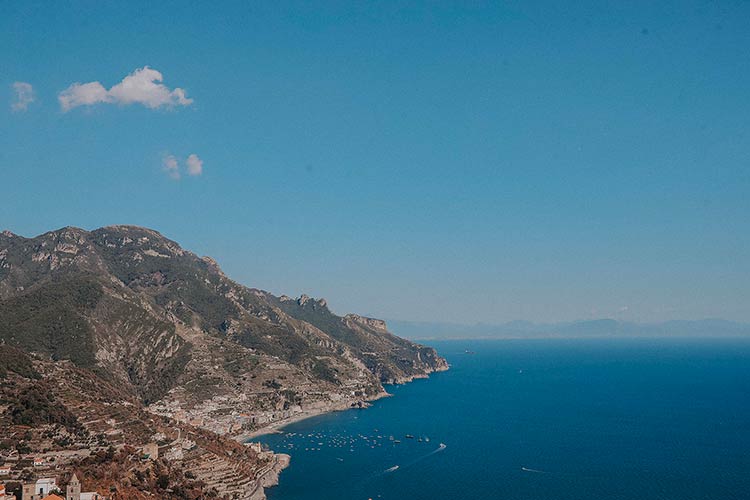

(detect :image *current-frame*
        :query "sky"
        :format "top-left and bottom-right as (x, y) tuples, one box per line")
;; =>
(1, 1), (749, 324)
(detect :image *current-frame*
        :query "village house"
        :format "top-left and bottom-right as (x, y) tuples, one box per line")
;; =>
(141, 443), (158, 460)
(79, 494), (104, 500)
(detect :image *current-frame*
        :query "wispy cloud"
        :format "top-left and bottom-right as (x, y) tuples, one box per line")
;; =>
(59, 66), (193, 112)
(163, 154), (180, 180)
(163, 153), (204, 180)
(11, 82), (35, 112)
(186, 154), (203, 176)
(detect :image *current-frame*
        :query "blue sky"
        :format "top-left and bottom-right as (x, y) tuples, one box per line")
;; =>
(2, 1), (749, 323)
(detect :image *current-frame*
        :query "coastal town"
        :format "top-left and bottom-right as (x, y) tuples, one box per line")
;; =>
(0, 437), (288, 500)
(147, 384), (377, 439)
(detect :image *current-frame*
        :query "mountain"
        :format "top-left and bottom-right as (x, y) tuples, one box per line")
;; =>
(389, 318), (750, 340)
(0, 225), (447, 498)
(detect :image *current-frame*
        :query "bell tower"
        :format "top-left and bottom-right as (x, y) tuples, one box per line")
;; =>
(66, 473), (81, 500)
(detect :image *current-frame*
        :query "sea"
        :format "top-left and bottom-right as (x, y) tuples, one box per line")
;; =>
(259, 338), (750, 500)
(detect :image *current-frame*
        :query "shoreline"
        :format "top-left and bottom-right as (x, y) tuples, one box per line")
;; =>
(238, 391), (392, 442)
(237, 367), (449, 443)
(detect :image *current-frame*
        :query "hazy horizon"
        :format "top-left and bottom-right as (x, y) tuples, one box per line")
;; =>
(385, 317), (750, 340)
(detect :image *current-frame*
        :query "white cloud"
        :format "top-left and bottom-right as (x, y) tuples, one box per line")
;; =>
(186, 154), (203, 176)
(59, 66), (193, 112)
(58, 81), (109, 111)
(11, 82), (35, 111)
(163, 154), (180, 180)
(108, 67), (193, 108)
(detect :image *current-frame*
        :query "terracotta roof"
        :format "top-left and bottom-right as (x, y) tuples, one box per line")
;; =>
(41, 495), (65, 500)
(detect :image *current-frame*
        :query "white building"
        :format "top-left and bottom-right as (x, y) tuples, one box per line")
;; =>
(22, 477), (58, 500)
(80, 493), (105, 500)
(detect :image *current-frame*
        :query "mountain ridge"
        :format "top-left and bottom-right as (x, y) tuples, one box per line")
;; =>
(0, 224), (447, 498)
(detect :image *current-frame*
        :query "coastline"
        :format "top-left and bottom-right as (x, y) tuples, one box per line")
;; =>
(238, 390), (392, 441)
(239, 364), (449, 498)
(238, 366), (450, 442)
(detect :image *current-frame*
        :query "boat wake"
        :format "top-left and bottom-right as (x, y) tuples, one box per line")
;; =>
(401, 443), (447, 468)
(427, 443), (447, 457)
(372, 444), (447, 479)
(521, 467), (548, 474)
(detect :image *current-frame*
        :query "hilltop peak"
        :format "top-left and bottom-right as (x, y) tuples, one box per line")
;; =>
(41, 225), (89, 239)
(297, 294), (328, 309)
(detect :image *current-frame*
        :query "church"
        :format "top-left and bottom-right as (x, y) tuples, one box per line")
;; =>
(65, 475), (104, 500)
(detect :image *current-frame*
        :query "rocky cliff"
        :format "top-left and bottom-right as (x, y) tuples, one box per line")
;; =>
(0, 225), (447, 433)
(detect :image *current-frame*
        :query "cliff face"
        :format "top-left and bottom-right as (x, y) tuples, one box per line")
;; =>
(0, 225), (447, 431)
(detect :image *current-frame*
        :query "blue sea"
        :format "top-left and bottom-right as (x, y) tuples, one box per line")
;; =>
(260, 339), (750, 500)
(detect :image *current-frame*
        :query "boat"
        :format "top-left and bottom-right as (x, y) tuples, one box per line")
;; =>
(405, 434), (414, 439)
(394, 440), (401, 444)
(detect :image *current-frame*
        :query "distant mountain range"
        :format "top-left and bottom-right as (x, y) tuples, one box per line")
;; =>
(388, 318), (750, 340)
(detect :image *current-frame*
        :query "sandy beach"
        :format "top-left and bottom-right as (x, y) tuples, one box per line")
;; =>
(238, 391), (392, 442)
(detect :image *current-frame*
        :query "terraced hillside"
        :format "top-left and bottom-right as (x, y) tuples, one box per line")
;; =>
(0, 346), (282, 499)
